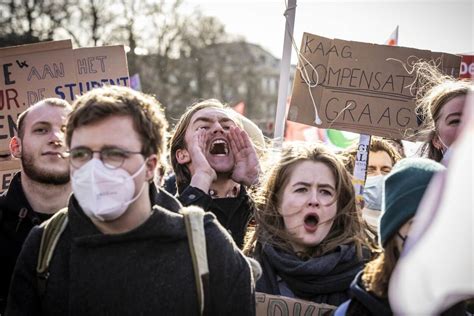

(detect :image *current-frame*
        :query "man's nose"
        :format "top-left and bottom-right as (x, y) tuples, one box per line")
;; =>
(49, 129), (64, 146)
(210, 122), (225, 134)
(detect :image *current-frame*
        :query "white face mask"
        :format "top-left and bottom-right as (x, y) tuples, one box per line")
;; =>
(363, 174), (385, 211)
(72, 158), (147, 222)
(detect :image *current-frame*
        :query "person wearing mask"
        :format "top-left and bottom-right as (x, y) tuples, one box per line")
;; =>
(334, 158), (445, 316)
(0, 98), (71, 313)
(340, 138), (401, 228)
(170, 99), (260, 248)
(244, 142), (374, 307)
(415, 61), (473, 162)
(6, 86), (255, 315)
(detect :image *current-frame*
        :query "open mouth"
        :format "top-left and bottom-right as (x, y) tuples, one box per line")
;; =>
(209, 139), (229, 156)
(304, 213), (320, 231)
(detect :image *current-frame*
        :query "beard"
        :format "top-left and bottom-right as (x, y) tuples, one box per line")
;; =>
(21, 151), (70, 185)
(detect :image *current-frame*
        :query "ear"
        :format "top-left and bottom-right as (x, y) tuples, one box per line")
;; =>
(144, 155), (158, 182)
(9, 136), (22, 158)
(432, 135), (442, 151)
(175, 148), (191, 165)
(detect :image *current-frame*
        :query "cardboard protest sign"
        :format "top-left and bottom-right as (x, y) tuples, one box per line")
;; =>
(256, 292), (336, 316)
(289, 33), (461, 140)
(0, 40), (76, 154)
(0, 41), (130, 155)
(0, 158), (20, 193)
(56, 45), (129, 101)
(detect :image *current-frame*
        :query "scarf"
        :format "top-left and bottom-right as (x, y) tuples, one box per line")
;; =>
(258, 243), (365, 306)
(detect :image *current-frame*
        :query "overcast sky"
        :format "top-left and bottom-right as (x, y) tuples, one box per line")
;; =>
(185, 0), (473, 63)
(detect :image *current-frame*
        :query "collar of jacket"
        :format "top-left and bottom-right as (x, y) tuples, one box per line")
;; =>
(350, 270), (392, 315)
(0, 172), (36, 223)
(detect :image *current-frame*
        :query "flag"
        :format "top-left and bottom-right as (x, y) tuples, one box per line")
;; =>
(284, 96), (357, 148)
(386, 25), (399, 46)
(284, 97), (324, 142)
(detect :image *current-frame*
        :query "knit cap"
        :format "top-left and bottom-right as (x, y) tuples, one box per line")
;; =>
(379, 158), (445, 246)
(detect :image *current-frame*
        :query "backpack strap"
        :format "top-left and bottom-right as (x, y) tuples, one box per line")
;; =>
(180, 206), (209, 316)
(36, 207), (68, 297)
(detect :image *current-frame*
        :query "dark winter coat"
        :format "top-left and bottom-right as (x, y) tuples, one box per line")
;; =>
(178, 185), (254, 248)
(6, 186), (255, 315)
(0, 172), (52, 313)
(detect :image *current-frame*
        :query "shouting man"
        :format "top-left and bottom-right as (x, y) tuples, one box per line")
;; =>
(170, 99), (260, 248)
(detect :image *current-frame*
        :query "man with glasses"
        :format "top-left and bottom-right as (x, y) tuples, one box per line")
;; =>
(340, 137), (401, 228)
(6, 86), (255, 315)
(0, 98), (72, 313)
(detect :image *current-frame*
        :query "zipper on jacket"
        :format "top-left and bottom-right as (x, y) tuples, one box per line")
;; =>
(15, 207), (28, 232)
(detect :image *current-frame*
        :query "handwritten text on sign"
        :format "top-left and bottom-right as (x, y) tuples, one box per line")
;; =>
(0, 159), (20, 193)
(255, 292), (336, 316)
(0, 40), (76, 153)
(0, 41), (129, 154)
(289, 33), (461, 140)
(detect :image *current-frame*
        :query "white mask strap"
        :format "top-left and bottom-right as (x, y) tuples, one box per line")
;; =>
(123, 158), (149, 206)
(130, 158), (148, 179)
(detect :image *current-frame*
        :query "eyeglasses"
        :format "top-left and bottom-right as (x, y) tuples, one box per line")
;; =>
(68, 147), (143, 169)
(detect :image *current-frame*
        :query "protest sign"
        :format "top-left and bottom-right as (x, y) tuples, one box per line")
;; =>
(54, 45), (129, 100)
(289, 33), (461, 140)
(0, 41), (130, 154)
(255, 292), (336, 316)
(460, 54), (473, 79)
(0, 158), (20, 193)
(0, 40), (76, 154)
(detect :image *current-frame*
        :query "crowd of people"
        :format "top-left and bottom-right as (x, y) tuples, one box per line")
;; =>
(0, 61), (472, 315)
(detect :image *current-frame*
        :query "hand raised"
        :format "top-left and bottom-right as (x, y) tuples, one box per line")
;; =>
(188, 129), (216, 192)
(229, 126), (260, 186)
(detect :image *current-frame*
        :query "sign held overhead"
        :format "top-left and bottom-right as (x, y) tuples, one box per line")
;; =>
(0, 40), (129, 154)
(289, 33), (461, 140)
